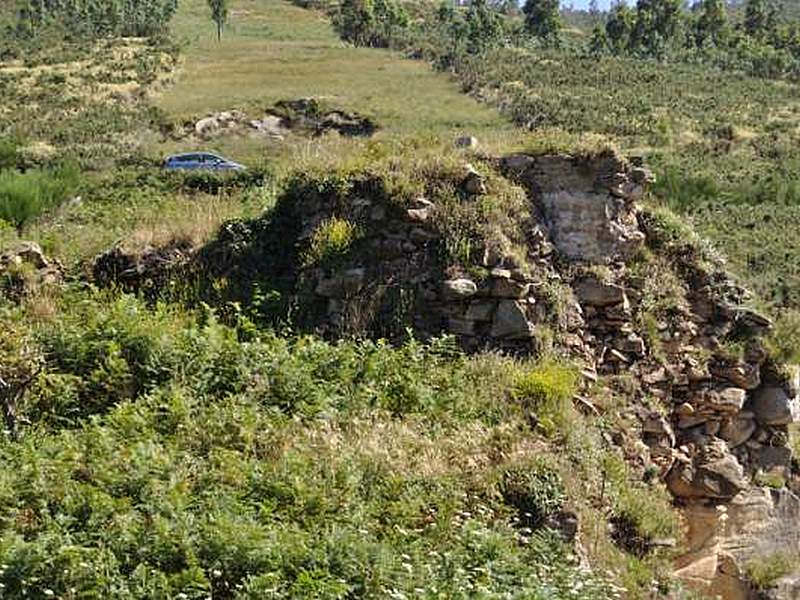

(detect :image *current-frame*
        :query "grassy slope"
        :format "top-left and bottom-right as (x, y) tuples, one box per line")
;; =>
(155, 0), (509, 164)
(1, 0), (508, 264)
(0, 3), (686, 597)
(456, 46), (800, 311)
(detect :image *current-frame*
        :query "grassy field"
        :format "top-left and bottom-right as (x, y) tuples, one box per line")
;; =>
(155, 0), (510, 165)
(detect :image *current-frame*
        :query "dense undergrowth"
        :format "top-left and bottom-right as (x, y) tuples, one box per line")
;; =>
(0, 289), (679, 598)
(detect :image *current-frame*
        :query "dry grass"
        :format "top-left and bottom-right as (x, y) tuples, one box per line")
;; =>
(25, 191), (259, 264)
(124, 193), (248, 250)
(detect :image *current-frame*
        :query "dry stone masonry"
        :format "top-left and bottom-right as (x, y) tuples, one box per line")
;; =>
(288, 150), (800, 598)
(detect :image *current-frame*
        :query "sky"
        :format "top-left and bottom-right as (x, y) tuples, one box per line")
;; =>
(565, 0), (629, 9)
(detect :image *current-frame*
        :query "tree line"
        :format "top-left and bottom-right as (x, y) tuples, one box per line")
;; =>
(331, 0), (800, 80)
(15, 0), (179, 37)
(586, 0), (799, 61)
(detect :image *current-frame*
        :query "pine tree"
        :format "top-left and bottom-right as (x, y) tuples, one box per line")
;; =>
(588, 24), (610, 55)
(630, 0), (683, 54)
(695, 0), (727, 46)
(522, 0), (561, 46)
(465, 0), (504, 54)
(605, 2), (634, 53)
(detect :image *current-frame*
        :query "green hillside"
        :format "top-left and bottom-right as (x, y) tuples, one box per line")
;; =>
(155, 0), (510, 165)
(2, 0), (800, 598)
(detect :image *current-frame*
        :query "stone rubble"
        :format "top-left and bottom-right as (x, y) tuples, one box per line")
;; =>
(181, 99), (377, 142)
(0, 242), (63, 300)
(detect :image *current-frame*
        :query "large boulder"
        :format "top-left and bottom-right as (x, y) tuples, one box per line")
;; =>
(751, 386), (796, 426)
(666, 440), (748, 500)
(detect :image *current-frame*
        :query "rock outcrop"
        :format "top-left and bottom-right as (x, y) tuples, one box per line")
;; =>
(178, 99), (377, 142)
(676, 488), (800, 599)
(0, 242), (63, 300)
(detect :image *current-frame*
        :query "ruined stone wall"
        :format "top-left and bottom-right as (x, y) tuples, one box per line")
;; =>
(88, 150), (800, 598)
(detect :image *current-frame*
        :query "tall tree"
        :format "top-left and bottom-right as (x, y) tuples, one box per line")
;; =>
(630, 0), (683, 54)
(522, 0), (561, 45)
(465, 0), (504, 54)
(588, 23), (610, 55)
(605, 2), (634, 52)
(695, 0), (727, 45)
(208, 0), (229, 41)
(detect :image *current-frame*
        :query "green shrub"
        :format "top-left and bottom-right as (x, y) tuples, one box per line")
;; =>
(169, 167), (269, 195)
(0, 163), (79, 232)
(302, 216), (361, 269)
(512, 358), (579, 437)
(652, 166), (721, 213)
(767, 310), (800, 364)
(334, 0), (409, 48)
(603, 451), (678, 556)
(745, 552), (796, 590)
(499, 459), (566, 527)
(18, 0), (179, 38)
(0, 137), (20, 169)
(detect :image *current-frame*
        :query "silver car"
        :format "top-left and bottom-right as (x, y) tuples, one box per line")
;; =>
(164, 152), (246, 171)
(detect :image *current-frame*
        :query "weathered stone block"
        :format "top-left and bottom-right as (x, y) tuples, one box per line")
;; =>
(442, 278), (478, 300)
(490, 300), (534, 339)
(492, 277), (530, 298)
(719, 417), (757, 448)
(574, 278), (627, 307)
(465, 301), (495, 322)
(751, 386), (795, 426)
(666, 440), (748, 500)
